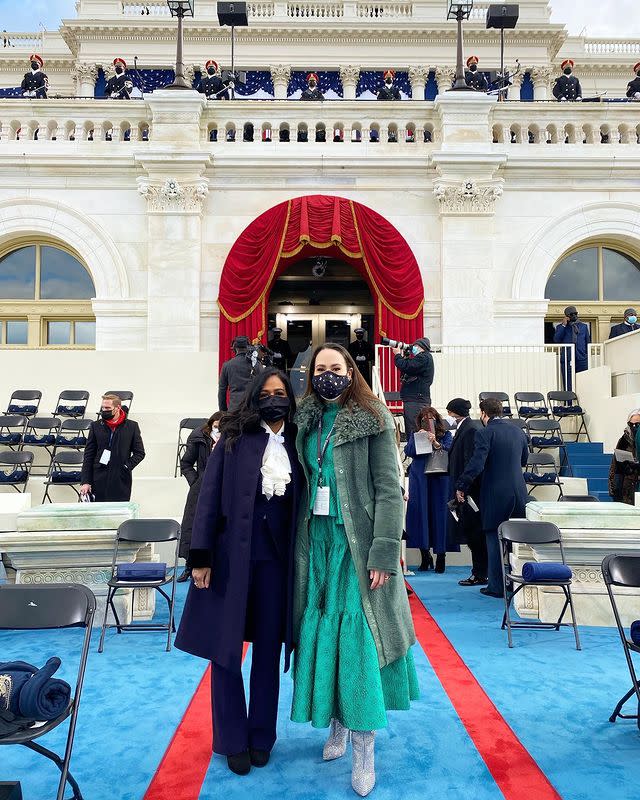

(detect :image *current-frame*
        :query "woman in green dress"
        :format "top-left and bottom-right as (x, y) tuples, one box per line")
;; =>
(291, 343), (419, 797)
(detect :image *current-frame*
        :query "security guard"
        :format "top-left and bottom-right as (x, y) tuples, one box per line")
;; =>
(553, 60), (582, 101)
(21, 54), (48, 98)
(465, 56), (488, 92)
(377, 69), (401, 100)
(348, 328), (375, 385)
(198, 60), (227, 100)
(626, 62), (640, 100)
(300, 72), (324, 101)
(267, 328), (293, 372)
(105, 58), (133, 99)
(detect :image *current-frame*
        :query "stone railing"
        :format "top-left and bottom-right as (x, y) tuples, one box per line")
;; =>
(121, 1), (171, 14)
(199, 99), (439, 144)
(287, 1), (344, 17)
(583, 38), (640, 55)
(491, 102), (640, 145)
(356, 2), (413, 18)
(0, 99), (152, 142)
(0, 31), (44, 49)
(248, 1), (276, 17)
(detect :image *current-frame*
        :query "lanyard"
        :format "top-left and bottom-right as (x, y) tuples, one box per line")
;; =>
(316, 419), (336, 486)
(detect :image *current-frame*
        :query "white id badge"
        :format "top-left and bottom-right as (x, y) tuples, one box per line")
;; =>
(99, 449), (111, 465)
(313, 486), (330, 516)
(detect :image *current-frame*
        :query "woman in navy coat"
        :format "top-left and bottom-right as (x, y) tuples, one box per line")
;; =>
(404, 406), (454, 573)
(175, 368), (302, 776)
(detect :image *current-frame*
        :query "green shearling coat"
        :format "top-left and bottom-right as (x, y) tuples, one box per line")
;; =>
(293, 394), (416, 669)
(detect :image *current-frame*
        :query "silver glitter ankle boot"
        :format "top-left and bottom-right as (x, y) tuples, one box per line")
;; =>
(323, 718), (350, 761)
(351, 731), (375, 796)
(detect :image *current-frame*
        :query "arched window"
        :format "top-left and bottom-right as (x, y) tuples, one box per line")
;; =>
(0, 242), (96, 348)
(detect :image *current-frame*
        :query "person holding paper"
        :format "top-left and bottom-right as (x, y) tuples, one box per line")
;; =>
(609, 409), (640, 504)
(404, 406), (454, 573)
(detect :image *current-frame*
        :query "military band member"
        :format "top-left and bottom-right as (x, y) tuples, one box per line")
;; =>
(626, 62), (640, 101)
(377, 69), (401, 100)
(21, 54), (48, 99)
(267, 328), (293, 372)
(105, 58), (133, 99)
(553, 59), (582, 101)
(465, 56), (488, 92)
(198, 60), (227, 100)
(348, 328), (375, 386)
(300, 72), (324, 101)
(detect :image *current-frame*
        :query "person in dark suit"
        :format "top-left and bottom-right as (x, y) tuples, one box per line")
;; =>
(21, 53), (48, 98)
(300, 72), (324, 101)
(175, 369), (302, 776)
(465, 56), (488, 92)
(267, 328), (293, 373)
(347, 328), (375, 386)
(218, 336), (264, 412)
(105, 57), (133, 99)
(80, 394), (145, 502)
(609, 308), (640, 339)
(553, 59), (582, 101)
(553, 305), (590, 390)
(377, 69), (402, 100)
(455, 398), (529, 598)
(446, 398), (487, 587)
(198, 59), (228, 99)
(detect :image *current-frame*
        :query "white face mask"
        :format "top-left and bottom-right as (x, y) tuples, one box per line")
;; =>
(212, 427), (221, 441)
(444, 415), (458, 428)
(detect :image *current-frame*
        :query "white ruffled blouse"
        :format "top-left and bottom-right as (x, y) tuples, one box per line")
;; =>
(260, 420), (292, 500)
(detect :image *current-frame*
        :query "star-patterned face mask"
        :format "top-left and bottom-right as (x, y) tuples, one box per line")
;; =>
(312, 370), (351, 400)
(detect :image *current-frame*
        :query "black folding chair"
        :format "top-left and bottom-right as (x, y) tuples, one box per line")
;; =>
(53, 391), (90, 420)
(98, 518), (181, 653)
(0, 583), (96, 800)
(526, 418), (572, 476)
(498, 519), (581, 650)
(0, 451), (33, 493)
(42, 451), (84, 503)
(515, 392), (550, 419)
(98, 391), (133, 417)
(547, 391), (590, 442)
(524, 453), (563, 499)
(602, 554), (640, 730)
(0, 415), (28, 452)
(174, 418), (207, 477)
(55, 419), (92, 453)
(20, 417), (61, 474)
(6, 391), (42, 419)
(559, 494), (600, 502)
(479, 391), (513, 417)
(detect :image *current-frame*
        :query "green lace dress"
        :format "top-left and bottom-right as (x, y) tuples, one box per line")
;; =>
(291, 402), (419, 731)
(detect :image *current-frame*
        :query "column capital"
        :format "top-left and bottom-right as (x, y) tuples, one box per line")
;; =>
(530, 66), (552, 87)
(339, 64), (360, 86)
(137, 177), (209, 215)
(408, 65), (429, 83)
(433, 179), (504, 216)
(270, 64), (292, 83)
(71, 62), (98, 83)
(434, 66), (455, 91)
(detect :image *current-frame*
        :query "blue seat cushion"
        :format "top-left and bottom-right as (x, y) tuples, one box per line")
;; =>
(523, 472), (557, 484)
(51, 471), (82, 484)
(553, 405), (583, 416)
(519, 406), (549, 416)
(531, 436), (563, 447)
(522, 562), (572, 582)
(0, 433), (21, 444)
(631, 621), (640, 646)
(55, 435), (87, 446)
(0, 469), (28, 484)
(56, 405), (85, 415)
(116, 562), (167, 582)
(23, 434), (55, 445)
(8, 404), (37, 414)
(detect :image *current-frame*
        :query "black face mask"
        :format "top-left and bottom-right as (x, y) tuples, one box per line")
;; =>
(568, 313), (578, 323)
(259, 396), (290, 422)
(470, 64), (477, 72)
(207, 67), (216, 75)
(100, 409), (114, 420)
(630, 422), (640, 434)
(356, 334), (364, 340)
(31, 61), (39, 70)
(564, 68), (572, 75)
(312, 371), (351, 400)
(115, 66), (124, 75)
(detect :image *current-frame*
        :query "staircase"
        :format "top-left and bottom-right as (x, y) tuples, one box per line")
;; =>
(564, 442), (613, 502)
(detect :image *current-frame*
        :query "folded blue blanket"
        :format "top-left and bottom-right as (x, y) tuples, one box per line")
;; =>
(117, 562), (167, 581)
(522, 562), (572, 582)
(523, 472), (557, 484)
(631, 620), (640, 646)
(0, 657), (71, 721)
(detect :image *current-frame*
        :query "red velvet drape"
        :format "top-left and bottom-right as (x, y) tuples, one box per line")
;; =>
(218, 195), (424, 365)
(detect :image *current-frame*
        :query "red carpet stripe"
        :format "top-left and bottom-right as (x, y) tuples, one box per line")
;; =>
(144, 644), (248, 800)
(409, 591), (562, 800)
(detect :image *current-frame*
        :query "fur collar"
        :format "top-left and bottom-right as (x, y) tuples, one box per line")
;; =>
(295, 394), (390, 445)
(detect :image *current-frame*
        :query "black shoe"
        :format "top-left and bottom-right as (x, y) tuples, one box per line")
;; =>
(458, 575), (488, 586)
(177, 568), (191, 583)
(406, 586), (414, 597)
(227, 751), (251, 775)
(249, 749), (270, 768)
(434, 554), (446, 574)
(419, 551), (434, 571)
(480, 587), (503, 598)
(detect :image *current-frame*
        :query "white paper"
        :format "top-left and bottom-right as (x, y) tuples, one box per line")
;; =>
(313, 486), (330, 516)
(414, 431), (433, 455)
(467, 496), (480, 513)
(99, 449), (111, 465)
(615, 449), (636, 463)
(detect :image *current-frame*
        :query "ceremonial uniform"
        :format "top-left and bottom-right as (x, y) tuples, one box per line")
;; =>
(268, 329), (293, 372)
(626, 63), (640, 100)
(21, 54), (47, 99)
(464, 57), (488, 92)
(377, 69), (401, 100)
(553, 60), (582, 101)
(348, 330), (374, 385)
(105, 59), (132, 100)
(300, 72), (324, 101)
(198, 59), (228, 99)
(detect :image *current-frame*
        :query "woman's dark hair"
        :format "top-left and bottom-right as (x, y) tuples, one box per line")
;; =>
(304, 342), (383, 420)
(204, 411), (224, 435)
(416, 406), (447, 440)
(220, 368), (296, 450)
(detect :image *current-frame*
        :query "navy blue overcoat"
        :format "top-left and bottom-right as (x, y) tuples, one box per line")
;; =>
(456, 418), (529, 532)
(174, 425), (301, 673)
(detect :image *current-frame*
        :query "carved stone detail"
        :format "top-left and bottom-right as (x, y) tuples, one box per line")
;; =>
(71, 62), (98, 85)
(184, 65), (197, 86)
(530, 66), (553, 87)
(339, 65), (360, 85)
(20, 568), (112, 585)
(270, 64), (292, 83)
(434, 66), (455, 91)
(138, 178), (209, 213)
(433, 180), (503, 215)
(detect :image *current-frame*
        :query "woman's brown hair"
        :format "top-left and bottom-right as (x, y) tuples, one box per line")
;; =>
(304, 342), (383, 420)
(204, 411), (224, 435)
(416, 406), (446, 440)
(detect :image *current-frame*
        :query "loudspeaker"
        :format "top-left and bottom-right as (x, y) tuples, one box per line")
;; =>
(0, 783), (23, 800)
(486, 4), (519, 29)
(217, 2), (248, 26)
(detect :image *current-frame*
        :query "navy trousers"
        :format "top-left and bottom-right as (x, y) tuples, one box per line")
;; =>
(485, 530), (503, 594)
(211, 557), (285, 756)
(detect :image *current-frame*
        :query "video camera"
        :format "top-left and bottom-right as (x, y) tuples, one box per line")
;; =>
(381, 337), (412, 357)
(247, 342), (274, 370)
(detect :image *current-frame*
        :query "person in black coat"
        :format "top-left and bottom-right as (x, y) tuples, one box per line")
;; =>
(21, 53), (48, 98)
(553, 60), (582, 101)
(218, 336), (264, 412)
(198, 59), (228, 99)
(105, 57), (133, 99)
(465, 56), (488, 92)
(268, 328), (293, 373)
(456, 398), (529, 598)
(300, 72), (324, 101)
(175, 368), (302, 777)
(393, 337), (435, 435)
(626, 63), (640, 100)
(609, 308), (640, 339)
(445, 398), (487, 587)
(177, 412), (223, 582)
(377, 69), (402, 100)
(348, 328), (375, 386)
(80, 394), (145, 502)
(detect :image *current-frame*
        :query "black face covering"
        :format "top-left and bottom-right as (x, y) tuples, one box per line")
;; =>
(312, 371), (350, 400)
(115, 66), (124, 75)
(259, 396), (290, 422)
(630, 422), (640, 434)
(564, 68), (572, 75)
(568, 313), (578, 323)
(356, 333), (364, 340)
(470, 64), (477, 72)
(207, 67), (216, 75)
(100, 409), (114, 420)
(31, 61), (39, 70)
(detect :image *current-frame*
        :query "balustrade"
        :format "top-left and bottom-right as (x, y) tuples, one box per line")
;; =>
(0, 31), (44, 49)
(121, 1), (171, 14)
(584, 39), (640, 55)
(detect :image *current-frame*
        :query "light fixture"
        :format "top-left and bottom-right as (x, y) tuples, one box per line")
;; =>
(166, 0), (195, 90)
(446, 1), (475, 92)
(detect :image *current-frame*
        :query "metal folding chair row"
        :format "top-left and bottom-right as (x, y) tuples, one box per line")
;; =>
(479, 390), (589, 442)
(6, 390), (91, 420)
(0, 451), (34, 493)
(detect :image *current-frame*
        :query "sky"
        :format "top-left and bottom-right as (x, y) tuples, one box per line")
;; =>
(0, 0), (637, 38)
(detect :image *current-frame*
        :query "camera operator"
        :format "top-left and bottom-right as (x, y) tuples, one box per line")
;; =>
(393, 337), (435, 435)
(218, 336), (265, 412)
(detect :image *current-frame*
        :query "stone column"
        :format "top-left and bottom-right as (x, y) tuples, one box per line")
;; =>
(434, 66), (455, 95)
(508, 70), (524, 101)
(270, 65), (291, 100)
(340, 65), (360, 100)
(531, 66), (552, 101)
(72, 62), (98, 98)
(408, 66), (429, 100)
